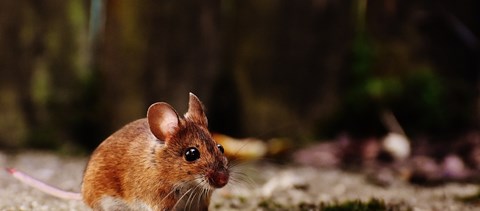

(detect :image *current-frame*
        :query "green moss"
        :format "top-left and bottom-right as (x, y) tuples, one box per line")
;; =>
(257, 198), (410, 211)
(239, 196), (247, 204)
(320, 199), (410, 211)
(257, 199), (289, 211)
(458, 188), (480, 205)
(213, 203), (223, 209)
(320, 199), (385, 211)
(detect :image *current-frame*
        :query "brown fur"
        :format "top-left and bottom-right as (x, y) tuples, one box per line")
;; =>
(81, 94), (229, 210)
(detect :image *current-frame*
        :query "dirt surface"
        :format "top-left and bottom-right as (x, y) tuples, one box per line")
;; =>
(0, 151), (479, 210)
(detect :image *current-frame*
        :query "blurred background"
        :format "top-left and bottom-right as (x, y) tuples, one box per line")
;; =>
(0, 0), (478, 154)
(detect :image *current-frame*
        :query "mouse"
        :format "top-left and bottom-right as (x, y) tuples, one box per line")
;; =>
(7, 93), (230, 211)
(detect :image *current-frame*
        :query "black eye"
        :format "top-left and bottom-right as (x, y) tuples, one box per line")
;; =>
(185, 147), (200, 161)
(217, 144), (224, 154)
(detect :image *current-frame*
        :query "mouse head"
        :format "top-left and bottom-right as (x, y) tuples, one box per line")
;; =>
(147, 93), (229, 189)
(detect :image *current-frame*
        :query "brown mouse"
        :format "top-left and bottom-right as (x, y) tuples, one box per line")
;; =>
(7, 93), (230, 211)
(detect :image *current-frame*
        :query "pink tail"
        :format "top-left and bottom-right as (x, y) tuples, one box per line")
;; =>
(6, 168), (82, 200)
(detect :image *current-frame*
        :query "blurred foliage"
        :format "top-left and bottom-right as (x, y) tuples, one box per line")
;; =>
(322, 0), (478, 140)
(0, 0), (478, 151)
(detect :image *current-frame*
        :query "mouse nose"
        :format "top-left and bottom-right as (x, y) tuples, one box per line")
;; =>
(207, 169), (229, 188)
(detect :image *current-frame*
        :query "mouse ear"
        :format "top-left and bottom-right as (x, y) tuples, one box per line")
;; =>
(147, 102), (180, 141)
(185, 93), (208, 126)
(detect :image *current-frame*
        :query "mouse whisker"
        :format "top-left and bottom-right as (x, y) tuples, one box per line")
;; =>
(191, 177), (211, 210)
(158, 185), (178, 205)
(229, 139), (254, 159)
(227, 164), (257, 190)
(171, 186), (193, 210)
(184, 182), (201, 210)
(197, 180), (211, 210)
(185, 185), (200, 210)
(171, 175), (210, 211)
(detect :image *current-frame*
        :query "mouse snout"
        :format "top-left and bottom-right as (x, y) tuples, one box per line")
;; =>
(207, 168), (229, 188)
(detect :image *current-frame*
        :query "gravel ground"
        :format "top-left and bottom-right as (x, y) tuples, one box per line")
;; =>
(1, 151), (479, 210)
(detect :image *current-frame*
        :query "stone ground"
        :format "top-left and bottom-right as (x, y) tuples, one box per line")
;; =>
(0, 151), (479, 211)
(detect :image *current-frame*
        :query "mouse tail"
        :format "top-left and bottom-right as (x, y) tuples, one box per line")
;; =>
(6, 168), (82, 200)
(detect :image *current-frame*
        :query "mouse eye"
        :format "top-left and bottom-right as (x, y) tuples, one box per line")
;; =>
(185, 147), (200, 162)
(217, 144), (224, 154)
